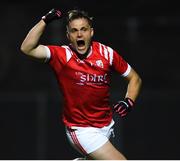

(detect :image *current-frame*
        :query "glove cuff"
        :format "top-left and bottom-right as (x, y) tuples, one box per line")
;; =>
(41, 16), (47, 23)
(125, 97), (135, 107)
(42, 9), (62, 24)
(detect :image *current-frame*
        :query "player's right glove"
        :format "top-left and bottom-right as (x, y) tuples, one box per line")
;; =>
(113, 97), (135, 118)
(42, 8), (62, 24)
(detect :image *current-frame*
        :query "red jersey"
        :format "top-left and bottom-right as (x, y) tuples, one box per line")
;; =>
(46, 41), (131, 127)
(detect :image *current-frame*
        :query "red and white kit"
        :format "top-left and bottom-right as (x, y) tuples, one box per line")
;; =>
(45, 41), (131, 128)
(45, 41), (131, 154)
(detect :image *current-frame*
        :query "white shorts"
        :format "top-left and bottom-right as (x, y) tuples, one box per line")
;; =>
(65, 120), (115, 155)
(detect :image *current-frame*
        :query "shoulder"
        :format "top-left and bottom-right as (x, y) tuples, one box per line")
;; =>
(47, 45), (74, 57)
(47, 45), (66, 53)
(92, 41), (115, 56)
(47, 45), (74, 64)
(92, 41), (113, 50)
(92, 41), (114, 65)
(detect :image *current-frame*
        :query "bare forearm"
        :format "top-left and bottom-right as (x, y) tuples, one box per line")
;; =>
(125, 74), (142, 102)
(20, 20), (46, 55)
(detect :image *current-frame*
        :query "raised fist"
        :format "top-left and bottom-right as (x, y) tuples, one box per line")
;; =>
(42, 8), (62, 24)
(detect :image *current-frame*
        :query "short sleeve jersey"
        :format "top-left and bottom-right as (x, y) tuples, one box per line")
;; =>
(46, 41), (131, 128)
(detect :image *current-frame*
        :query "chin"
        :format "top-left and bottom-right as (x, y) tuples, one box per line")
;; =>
(77, 50), (87, 55)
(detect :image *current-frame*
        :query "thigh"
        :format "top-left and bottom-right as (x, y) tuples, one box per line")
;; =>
(88, 140), (127, 160)
(66, 120), (115, 155)
(66, 126), (109, 155)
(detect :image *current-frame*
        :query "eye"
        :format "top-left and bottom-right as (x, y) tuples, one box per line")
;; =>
(69, 28), (78, 33)
(81, 27), (89, 32)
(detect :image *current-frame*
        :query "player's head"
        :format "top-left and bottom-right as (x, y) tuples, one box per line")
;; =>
(66, 9), (93, 28)
(66, 9), (94, 55)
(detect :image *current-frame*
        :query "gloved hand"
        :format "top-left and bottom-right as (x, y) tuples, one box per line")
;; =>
(113, 97), (135, 118)
(42, 8), (62, 24)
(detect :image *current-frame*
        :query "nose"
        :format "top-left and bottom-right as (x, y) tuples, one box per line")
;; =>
(77, 30), (82, 37)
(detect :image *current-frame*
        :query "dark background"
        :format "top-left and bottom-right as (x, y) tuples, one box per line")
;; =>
(0, 0), (180, 159)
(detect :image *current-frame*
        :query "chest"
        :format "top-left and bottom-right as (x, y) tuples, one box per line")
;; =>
(62, 56), (111, 85)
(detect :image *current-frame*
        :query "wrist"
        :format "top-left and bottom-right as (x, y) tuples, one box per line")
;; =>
(125, 97), (135, 107)
(41, 15), (50, 24)
(41, 16), (46, 23)
(40, 19), (47, 25)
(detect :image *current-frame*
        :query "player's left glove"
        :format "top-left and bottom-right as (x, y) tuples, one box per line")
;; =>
(42, 8), (62, 24)
(113, 97), (135, 118)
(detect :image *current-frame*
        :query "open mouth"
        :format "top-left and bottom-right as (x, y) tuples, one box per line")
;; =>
(77, 40), (85, 47)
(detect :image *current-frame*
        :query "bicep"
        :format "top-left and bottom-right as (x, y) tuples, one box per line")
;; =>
(124, 68), (137, 81)
(28, 45), (50, 61)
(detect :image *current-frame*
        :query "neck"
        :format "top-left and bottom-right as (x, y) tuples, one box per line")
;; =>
(69, 45), (91, 60)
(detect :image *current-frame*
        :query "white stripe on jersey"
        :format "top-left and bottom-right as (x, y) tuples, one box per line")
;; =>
(98, 43), (114, 66)
(122, 64), (131, 77)
(44, 46), (51, 62)
(62, 45), (73, 62)
(107, 46), (113, 65)
(104, 46), (108, 60)
(99, 43), (103, 56)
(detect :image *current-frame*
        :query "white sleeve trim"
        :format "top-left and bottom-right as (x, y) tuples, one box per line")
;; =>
(122, 64), (131, 77)
(65, 48), (72, 62)
(44, 46), (51, 63)
(62, 45), (73, 62)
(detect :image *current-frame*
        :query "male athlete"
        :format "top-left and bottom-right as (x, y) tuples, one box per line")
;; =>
(20, 8), (142, 160)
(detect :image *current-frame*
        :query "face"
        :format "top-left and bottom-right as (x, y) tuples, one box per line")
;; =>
(67, 18), (94, 55)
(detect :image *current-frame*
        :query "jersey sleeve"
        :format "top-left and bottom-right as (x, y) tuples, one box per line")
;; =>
(112, 50), (131, 77)
(45, 45), (67, 72)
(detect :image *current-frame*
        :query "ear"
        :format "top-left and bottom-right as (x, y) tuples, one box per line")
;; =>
(66, 31), (70, 40)
(91, 28), (94, 37)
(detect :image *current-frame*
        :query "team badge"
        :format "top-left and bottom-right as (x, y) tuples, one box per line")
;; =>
(96, 60), (104, 68)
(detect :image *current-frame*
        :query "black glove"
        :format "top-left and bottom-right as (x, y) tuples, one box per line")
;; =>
(113, 97), (135, 118)
(42, 8), (62, 24)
